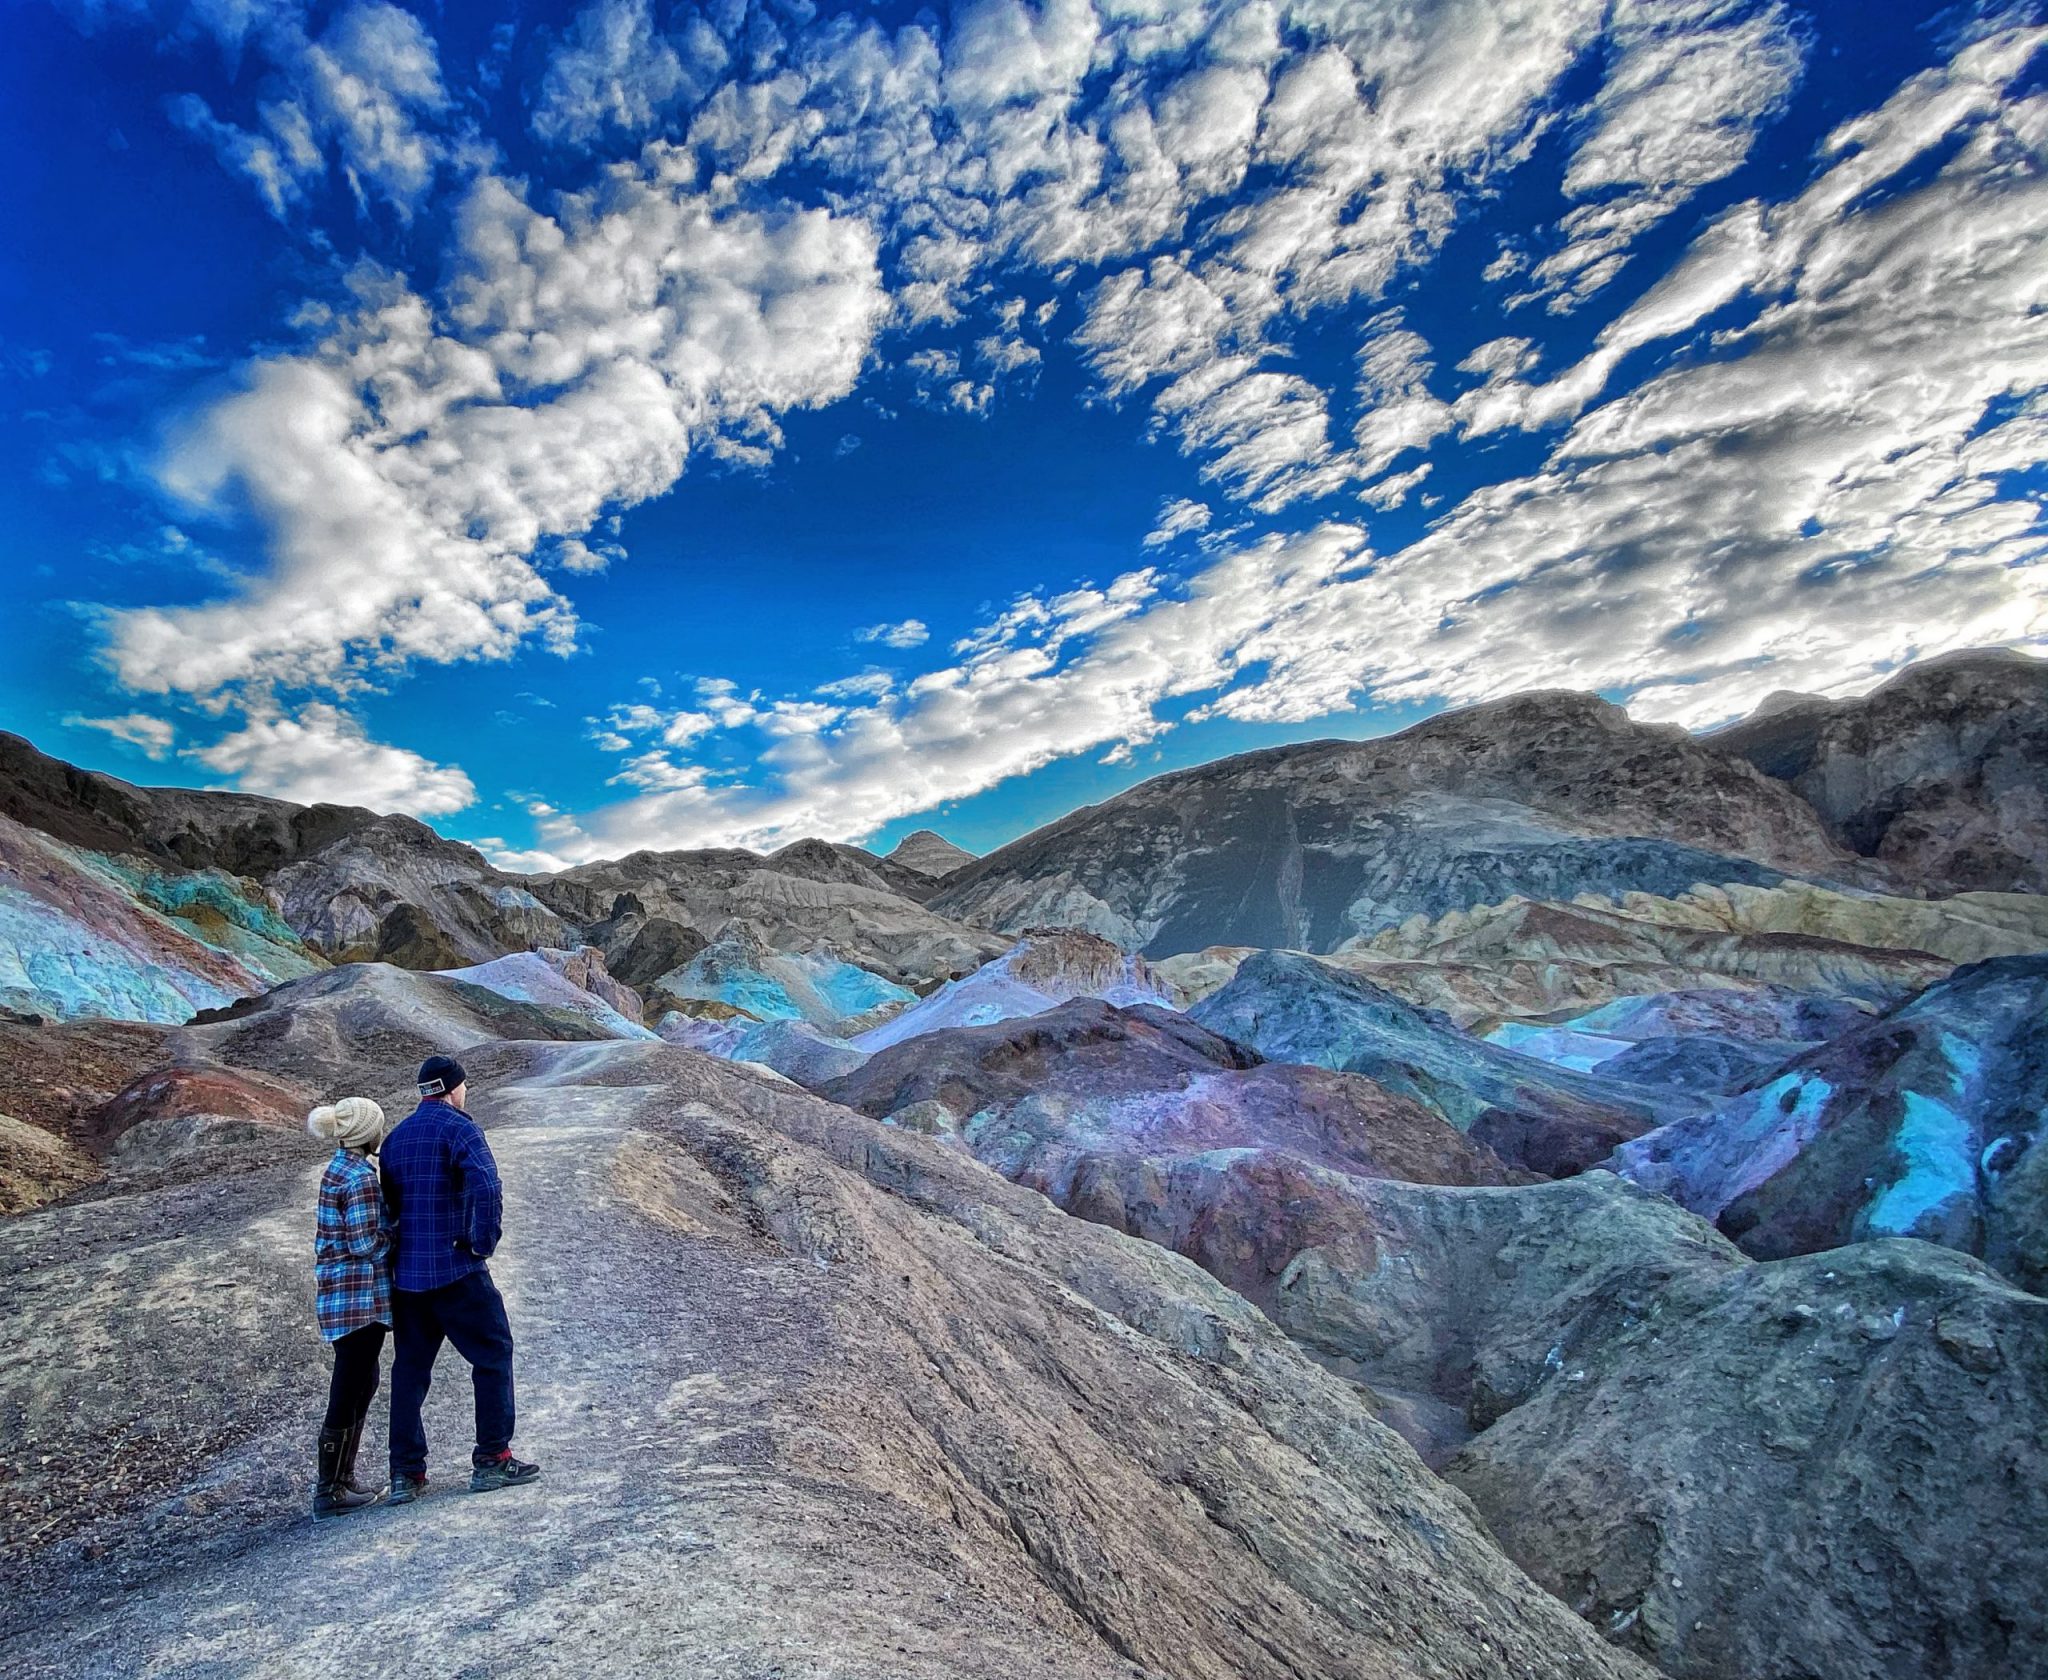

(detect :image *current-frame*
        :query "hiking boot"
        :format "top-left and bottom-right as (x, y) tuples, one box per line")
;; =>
(469, 1451), (541, 1493)
(313, 1427), (378, 1519)
(384, 1471), (428, 1506)
(337, 1414), (382, 1501)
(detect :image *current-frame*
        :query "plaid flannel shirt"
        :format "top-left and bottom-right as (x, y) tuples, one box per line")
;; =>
(380, 1098), (504, 1293)
(313, 1147), (391, 1340)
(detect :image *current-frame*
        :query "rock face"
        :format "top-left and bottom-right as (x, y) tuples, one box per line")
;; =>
(533, 845), (1005, 985)
(0, 1113), (97, 1214)
(0, 730), (572, 971)
(0, 813), (324, 1022)
(825, 1004), (2048, 1680)
(886, 828), (979, 880)
(1180, 1166), (2048, 1680)
(1190, 951), (1694, 1174)
(1611, 955), (2048, 1292)
(0, 1007), (1653, 1680)
(0, 732), (1005, 1017)
(933, 692), (1868, 956)
(824, 996), (1520, 1192)
(1710, 648), (2048, 893)
(1313, 878), (2048, 1028)
(650, 919), (916, 1028)
(1446, 1233), (2048, 1680)
(1486, 986), (1874, 1098)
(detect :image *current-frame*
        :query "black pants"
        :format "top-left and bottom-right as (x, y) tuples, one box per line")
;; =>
(322, 1324), (386, 1431)
(388, 1269), (516, 1474)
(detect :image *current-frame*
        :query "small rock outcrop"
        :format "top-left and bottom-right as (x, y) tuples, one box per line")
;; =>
(0, 1114), (96, 1214)
(437, 946), (656, 1040)
(851, 928), (1172, 1054)
(650, 920), (915, 1029)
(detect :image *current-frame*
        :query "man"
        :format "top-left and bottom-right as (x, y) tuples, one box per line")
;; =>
(380, 1054), (540, 1502)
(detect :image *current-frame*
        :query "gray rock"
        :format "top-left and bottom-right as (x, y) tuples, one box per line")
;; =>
(1445, 1235), (2048, 1680)
(1709, 647), (2048, 893)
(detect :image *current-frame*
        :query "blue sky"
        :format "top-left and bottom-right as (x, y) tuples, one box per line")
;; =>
(3, 0), (2044, 867)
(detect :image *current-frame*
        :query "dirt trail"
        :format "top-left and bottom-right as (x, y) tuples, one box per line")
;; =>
(4, 1035), (1652, 1680)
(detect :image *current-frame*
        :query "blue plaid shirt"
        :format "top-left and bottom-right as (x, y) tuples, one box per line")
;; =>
(380, 1098), (504, 1293)
(313, 1148), (391, 1340)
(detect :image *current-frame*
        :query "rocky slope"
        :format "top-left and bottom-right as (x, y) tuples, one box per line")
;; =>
(437, 946), (657, 1040)
(0, 972), (1654, 1680)
(821, 996), (1522, 1195)
(0, 813), (324, 1021)
(1710, 648), (2048, 893)
(1610, 954), (2048, 1291)
(852, 928), (1173, 1053)
(1, 730), (571, 970)
(932, 692), (1871, 956)
(814, 997), (2048, 1680)
(1189, 951), (1698, 1174)
(532, 845), (1005, 987)
(1150, 878), (2048, 1041)
(1446, 1227), (2047, 1680)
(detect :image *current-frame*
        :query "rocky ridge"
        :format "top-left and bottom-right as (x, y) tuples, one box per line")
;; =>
(932, 691), (1872, 956)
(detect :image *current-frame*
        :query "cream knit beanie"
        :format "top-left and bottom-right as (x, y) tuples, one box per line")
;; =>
(306, 1097), (387, 1151)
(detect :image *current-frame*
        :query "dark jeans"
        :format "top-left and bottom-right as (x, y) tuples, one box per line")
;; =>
(322, 1323), (386, 1431)
(388, 1268), (516, 1473)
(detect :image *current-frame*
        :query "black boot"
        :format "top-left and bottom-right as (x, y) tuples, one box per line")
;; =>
(314, 1427), (378, 1518)
(337, 1414), (383, 1502)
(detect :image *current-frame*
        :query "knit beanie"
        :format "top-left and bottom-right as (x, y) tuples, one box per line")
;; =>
(417, 1054), (467, 1099)
(307, 1096), (387, 1151)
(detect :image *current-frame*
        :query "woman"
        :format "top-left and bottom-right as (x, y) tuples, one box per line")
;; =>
(308, 1096), (392, 1517)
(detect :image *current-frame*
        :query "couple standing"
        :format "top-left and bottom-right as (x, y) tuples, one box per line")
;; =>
(307, 1054), (540, 1516)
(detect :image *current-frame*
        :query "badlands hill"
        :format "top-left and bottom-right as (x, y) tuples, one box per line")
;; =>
(930, 691), (1865, 955)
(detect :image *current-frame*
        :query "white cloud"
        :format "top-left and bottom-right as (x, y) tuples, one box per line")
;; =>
(857, 618), (931, 649)
(533, 0), (724, 148)
(1528, 0), (1805, 310)
(194, 703), (476, 816)
(167, 1), (451, 219)
(65, 712), (177, 759)
(1143, 495), (1210, 547)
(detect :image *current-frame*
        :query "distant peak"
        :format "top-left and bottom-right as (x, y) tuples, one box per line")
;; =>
(886, 830), (978, 877)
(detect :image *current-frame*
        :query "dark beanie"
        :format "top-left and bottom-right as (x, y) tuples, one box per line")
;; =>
(417, 1054), (467, 1098)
